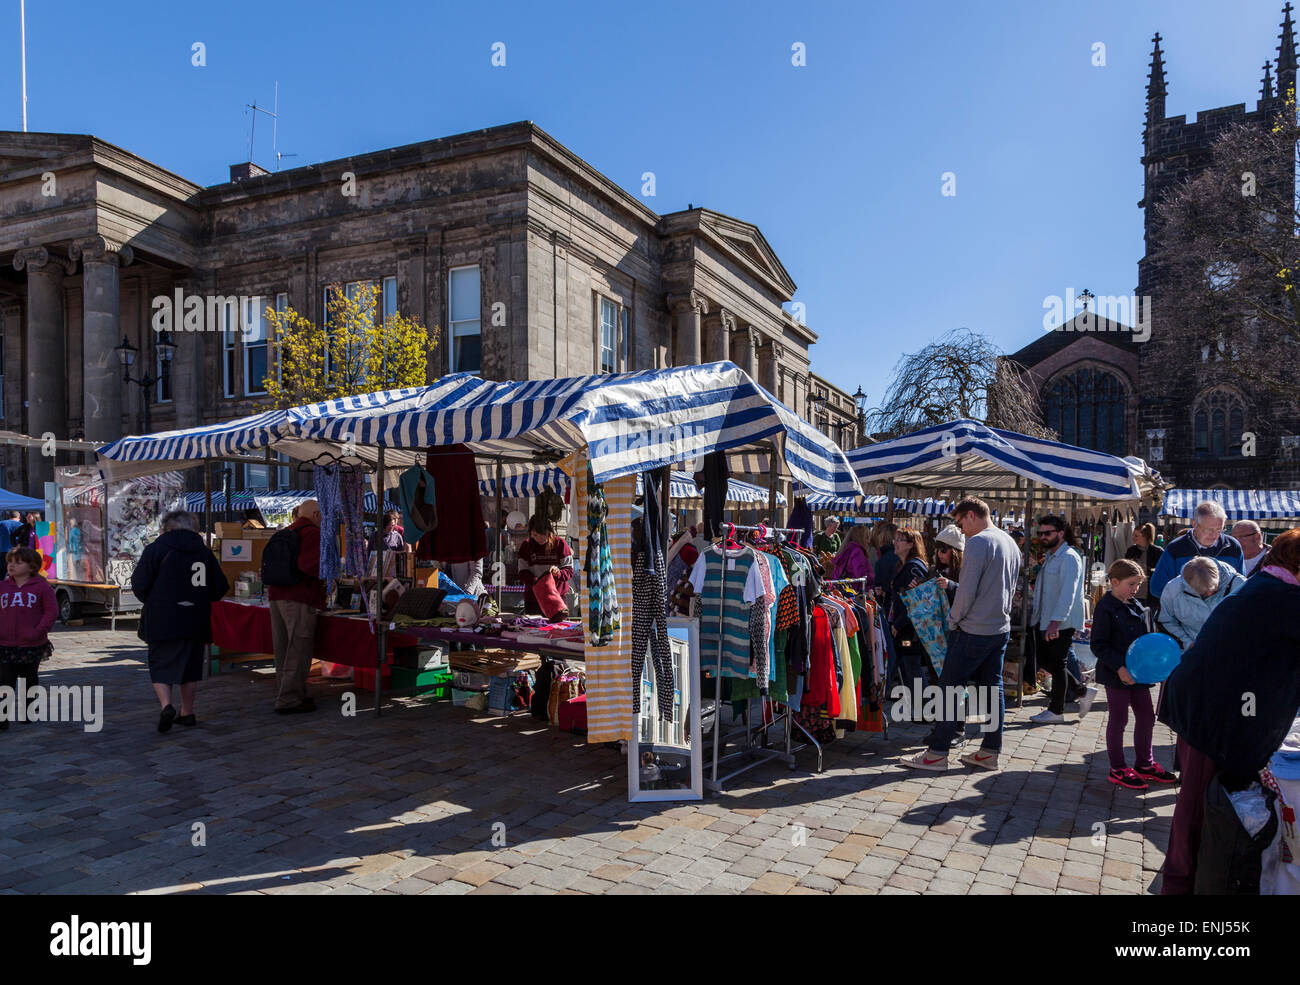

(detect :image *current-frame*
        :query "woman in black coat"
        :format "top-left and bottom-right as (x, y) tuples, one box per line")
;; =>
(1158, 529), (1300, 894)
(132, 510), (230, 732)
(888, 528), (930, 684)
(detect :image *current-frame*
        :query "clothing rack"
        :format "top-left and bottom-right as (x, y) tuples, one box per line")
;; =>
(819, 574), (891, 755)
(703, 523), (810, 793)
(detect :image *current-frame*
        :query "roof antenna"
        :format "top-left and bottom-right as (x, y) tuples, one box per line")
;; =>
(245, 81), (283, 167)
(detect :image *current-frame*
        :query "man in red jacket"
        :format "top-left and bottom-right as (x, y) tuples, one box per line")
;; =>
(268, 499), (325, 714)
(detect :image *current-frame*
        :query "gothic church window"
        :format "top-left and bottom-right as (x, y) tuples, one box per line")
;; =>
(1192, 387), (1247, 458)
(1043, 366), (1127, 455)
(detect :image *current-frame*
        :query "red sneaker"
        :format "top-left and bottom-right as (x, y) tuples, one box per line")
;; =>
(1108, 767), (1148, 790)
(1135, 762), (1179, 785)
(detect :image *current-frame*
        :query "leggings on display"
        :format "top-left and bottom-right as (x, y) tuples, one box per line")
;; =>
(630, 550), (674, 719)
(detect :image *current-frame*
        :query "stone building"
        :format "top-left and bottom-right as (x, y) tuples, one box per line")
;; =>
(1011, 6), (1300, 489)
(0, 122), (857, 496)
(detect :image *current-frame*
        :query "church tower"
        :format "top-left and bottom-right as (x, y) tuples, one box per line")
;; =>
(1136, 5), (1300, 489)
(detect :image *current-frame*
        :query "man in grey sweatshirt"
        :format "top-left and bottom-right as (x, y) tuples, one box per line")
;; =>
(904, 496), (1020, 773)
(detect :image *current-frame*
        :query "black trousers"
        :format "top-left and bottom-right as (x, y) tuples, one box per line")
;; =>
(0, 662), (39, 722)
(1034, 627), (1076, 714)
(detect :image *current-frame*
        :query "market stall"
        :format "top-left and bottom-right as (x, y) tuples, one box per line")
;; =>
(99, 362), (865, 794)
(845, 418), (1166, 703)
(1160, 488), (1300, 527)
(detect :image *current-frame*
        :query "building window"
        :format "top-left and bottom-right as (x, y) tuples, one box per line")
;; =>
(221, 301), (238, 397)
(382, 276), (397, 325)
(449, 265), (481, 374)
(244, 455), (290, 490)
(156, 338), (173, 403)
(1043, 366), (1127, 455)
(243, 296), (268, 395)
(274, 292), (288, 382)
(1192, 387), (1247, 458)
(595, 295), (631, 374)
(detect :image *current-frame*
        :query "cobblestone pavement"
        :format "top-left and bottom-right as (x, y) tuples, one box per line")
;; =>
(0, 626), (1174, 895)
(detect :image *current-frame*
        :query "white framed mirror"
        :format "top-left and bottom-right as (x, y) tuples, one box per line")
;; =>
(627, 615), (702, 802)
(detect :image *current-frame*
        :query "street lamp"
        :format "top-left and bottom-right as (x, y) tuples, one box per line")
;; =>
(852, 386), (867, 444)
(115, 332), (175, 433)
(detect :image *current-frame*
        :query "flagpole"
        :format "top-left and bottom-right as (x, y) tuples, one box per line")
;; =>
(20, 0), (28, 131)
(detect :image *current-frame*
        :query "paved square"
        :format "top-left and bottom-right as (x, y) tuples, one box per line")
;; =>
(0, 626), (1174, 894)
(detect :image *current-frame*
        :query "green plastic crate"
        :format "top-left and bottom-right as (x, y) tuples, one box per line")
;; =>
(393, 666), (453, 699)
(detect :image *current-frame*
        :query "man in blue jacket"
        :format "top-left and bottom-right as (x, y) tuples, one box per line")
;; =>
(1148, 501), (1243, 600)
(1028, 515), (1090, 724)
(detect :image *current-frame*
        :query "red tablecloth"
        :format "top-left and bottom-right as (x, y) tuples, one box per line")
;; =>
(211, 600), (416, 669)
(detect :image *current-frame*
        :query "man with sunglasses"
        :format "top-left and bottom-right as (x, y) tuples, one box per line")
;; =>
(1028, 516), (1093, 724)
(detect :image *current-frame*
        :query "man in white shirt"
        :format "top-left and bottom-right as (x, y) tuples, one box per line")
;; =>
(1232, 520), (1267, 578)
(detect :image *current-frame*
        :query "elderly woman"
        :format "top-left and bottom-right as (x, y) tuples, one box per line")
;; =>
(1159, 528), (1300, 894)
(1158, 556), (1245, 649)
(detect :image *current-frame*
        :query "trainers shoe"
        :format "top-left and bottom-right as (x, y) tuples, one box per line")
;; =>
(1136, 762), (1179, 785)
(902, 749), (949, 772)
(1076, 686), (1098, 718)
(960, 749), (1000, 771)
(1030, 709), (1065, 724)
(1108, 767), (1148, 790)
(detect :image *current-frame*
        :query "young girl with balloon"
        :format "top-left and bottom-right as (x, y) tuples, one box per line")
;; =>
(1090, 558), (1180, 790)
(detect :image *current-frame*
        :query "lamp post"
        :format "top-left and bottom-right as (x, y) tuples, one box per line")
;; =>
(852, 386), (867, 446)
(114, 332), (175, 434)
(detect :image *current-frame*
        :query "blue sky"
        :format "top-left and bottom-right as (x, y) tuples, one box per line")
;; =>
(3, 0), (1292, 405)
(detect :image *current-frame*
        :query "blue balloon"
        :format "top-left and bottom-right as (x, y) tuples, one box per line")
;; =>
(1126, 632), (1182, 684)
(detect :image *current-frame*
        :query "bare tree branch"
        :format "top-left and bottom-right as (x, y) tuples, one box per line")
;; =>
(866, 327), (1056, 440)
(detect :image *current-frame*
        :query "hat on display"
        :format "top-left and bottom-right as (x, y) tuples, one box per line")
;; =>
(506, 510), (527, 531)
(935, 524), (966, 552)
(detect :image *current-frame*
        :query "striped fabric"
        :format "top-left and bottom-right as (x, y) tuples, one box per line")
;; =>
(477, 468), (570, 499)
(637, 471), (787, 505)
(695, 546), (761, 679)
(185, 490), (396, 513)
(586, 471), (637, 743)
(847, 419), (1160, 501)
(1161, 488), (1300, 521)
(98, 363), (862, 498)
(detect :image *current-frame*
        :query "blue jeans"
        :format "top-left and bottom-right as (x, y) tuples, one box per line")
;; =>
(926, 629), (1009, 754)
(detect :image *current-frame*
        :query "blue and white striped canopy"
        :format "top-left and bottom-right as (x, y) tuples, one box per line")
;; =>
(847, 419), (1159, 502)
(184, 490), (396, 513)
(99, 363), (862, 498)
(636, 471), (787, 505)
(1160, 488), (1300, 521)
(478, 467), (571, 499)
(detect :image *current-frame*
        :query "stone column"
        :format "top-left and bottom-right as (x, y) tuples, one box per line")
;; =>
(730, 326), (759, 380)
(69, 236), (133, 442)
(701, 307), (734, 365)
(13, 246), (73, 494)
(667, 291), (706, 366)
(169, 276), (202, 430)
(758, 339), (783, 397)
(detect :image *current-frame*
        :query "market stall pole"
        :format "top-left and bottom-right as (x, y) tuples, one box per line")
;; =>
(495, 457), (504, 615)
(1015, 480), (1035, 709)
(373, 447), (387, 715)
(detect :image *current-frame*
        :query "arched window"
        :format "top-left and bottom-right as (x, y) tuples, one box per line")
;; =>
(1043, 367), (1128, 455)
(1192, 387), (1248, 458)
